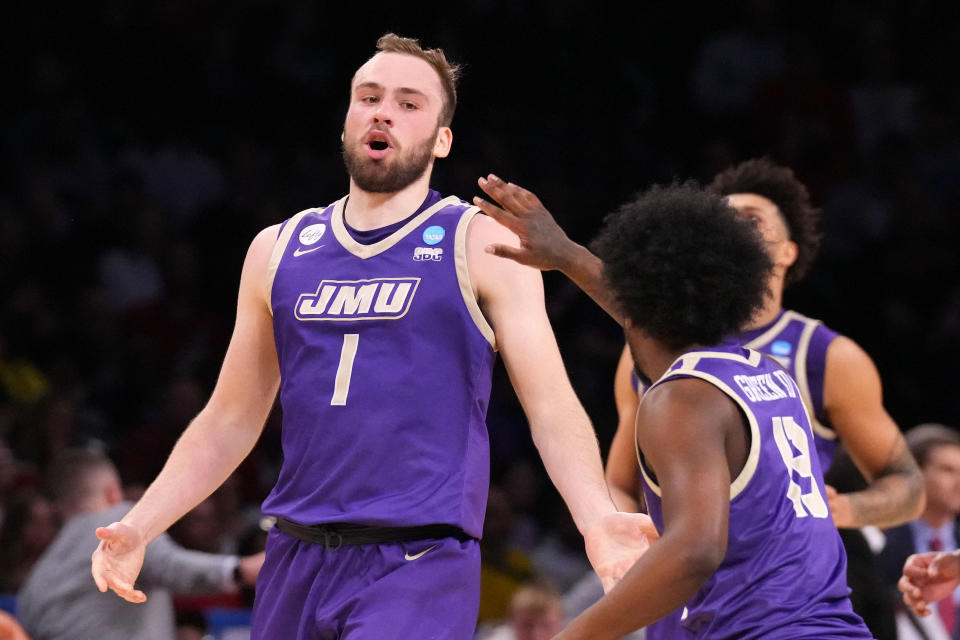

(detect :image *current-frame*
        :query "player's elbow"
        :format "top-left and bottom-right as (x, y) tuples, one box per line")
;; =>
(679, 539), (726, 583)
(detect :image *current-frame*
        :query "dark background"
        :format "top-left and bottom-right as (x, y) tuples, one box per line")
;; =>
(1, 0), (959, 616)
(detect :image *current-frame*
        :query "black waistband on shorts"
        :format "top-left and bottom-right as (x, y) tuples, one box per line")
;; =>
(275, 517), (474, 550)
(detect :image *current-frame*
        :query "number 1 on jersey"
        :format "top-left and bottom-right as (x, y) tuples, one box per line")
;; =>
(332, 334), (359, 406)
(772, 415), (829, 519)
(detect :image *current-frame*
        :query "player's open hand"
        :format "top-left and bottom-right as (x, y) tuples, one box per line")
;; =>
(898, 550), (960, 617)
(473, 174), (576, 272)
(91, 521), (148, 603)
(583, 511), (659, 593)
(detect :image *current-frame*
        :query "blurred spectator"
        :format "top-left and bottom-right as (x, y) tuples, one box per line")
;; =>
(16, 449), (263, 640)
(879, 424), (960, 639)
(477, 580), (566, 640)
(0, 491), (57, 593)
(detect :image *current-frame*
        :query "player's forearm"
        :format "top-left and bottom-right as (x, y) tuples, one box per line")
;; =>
(554, 242), (624, 325)
(843, 466), (925, 529)
(530, 406), (616, 532)
(121, 409), (265, 542)
(558, 535), (717, 640)
(607, 484), (641, 513)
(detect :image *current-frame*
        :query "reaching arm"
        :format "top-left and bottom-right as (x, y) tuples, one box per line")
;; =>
(822, 336), (924, 529)
(557, 379), (735, 640)
(605, 344), (643, 513)
(92, 225), (282, 602)
(474, 175), (624, 324)
(467, 214), (654, 590)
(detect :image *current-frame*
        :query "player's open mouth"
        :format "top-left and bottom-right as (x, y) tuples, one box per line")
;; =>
(365, 131), (393, 159)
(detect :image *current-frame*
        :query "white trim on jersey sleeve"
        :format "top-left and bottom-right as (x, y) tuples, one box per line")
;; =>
(266, 207), (323, 316)
(454, 207), (497, 350)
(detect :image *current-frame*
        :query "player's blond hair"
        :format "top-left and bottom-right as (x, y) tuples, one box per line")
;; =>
(374, 33), (461, 127)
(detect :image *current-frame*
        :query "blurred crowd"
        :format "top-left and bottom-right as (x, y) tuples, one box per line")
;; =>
(1, 0), (958, 636)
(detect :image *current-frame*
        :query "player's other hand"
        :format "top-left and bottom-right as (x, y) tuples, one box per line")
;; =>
(583, 511), (659, 593)
(898, 550), (960, 617)
(824, 485), (855, 528)
(91, 521), (148, 603)
(473, 174), (576, 272)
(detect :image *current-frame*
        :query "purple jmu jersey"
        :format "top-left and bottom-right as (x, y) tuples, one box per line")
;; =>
(262, 193), (496, 538)
(638, 344), (872, 639)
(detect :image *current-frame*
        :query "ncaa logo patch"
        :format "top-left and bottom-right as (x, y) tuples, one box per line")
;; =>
(299, 223), (326, 245)
(422, 225), (445, 245)
(771, 340), (792, 356)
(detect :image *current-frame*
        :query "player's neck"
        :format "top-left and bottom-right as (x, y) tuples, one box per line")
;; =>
(625, 326), (687, 383)
(746, 276), (786, 330)
(346, 176), (433, 231)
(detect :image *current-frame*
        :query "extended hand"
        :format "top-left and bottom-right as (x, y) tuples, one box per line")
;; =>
(91, 521), (148, 603)
(898, 551), (960, 617)
(583, 511), (659, 593)
(473, 174), (576, 272)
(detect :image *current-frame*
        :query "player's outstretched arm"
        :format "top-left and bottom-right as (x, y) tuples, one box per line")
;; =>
(821, 336), (924, 529)
(92, 225), (282, 602)
(605, 344), (643, 513)
(467, 214), (652, 591)
(557, 380), (734, 640)
(474, 175), (624, 324)
(899, 550), (960, 617)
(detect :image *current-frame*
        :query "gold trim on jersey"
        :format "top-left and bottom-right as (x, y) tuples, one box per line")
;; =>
(267, 207), (319, 316)
(455, 208), (497, 350)
(745, 310), (836, 441)
(635, 351), (763, 501)
(331, 195), (463, 259)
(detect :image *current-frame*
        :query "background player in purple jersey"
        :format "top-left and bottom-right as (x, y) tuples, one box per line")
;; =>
(89, 34), (653, 639)
(606, 158), (922, 531)
(603, 158), (923, 638)
(475, 178), (874, 638)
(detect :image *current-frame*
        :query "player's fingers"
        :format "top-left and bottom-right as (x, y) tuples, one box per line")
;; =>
(95, 526), (115, 542)
(485, 243), (527, 264)
(929, 552), (955, 577)
(599, 575), (617, 594)
(898, 574), (922, 599)
(91, 552), (108, 592)
(473, 196), (519, 231)
(482, 174), (528, 212)
(104, 572), (147, 603)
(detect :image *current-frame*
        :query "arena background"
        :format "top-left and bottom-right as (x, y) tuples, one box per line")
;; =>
(1, 0), (959, 635)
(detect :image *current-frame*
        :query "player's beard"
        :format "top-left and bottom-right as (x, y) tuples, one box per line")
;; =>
(342, 129), (437, 194)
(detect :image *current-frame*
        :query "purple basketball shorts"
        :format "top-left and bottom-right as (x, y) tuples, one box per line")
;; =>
(250, 526), (481, 639)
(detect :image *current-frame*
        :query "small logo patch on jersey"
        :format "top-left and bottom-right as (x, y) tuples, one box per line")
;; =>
(404, 544), (438, 561)
(413, 247), (443, 261)
(771, 340), (792, 356)
(422, 225), (445, 245)
(296, 278), (420, 321)
(293, 245), (324, 257)
(299, 223), (326, 245)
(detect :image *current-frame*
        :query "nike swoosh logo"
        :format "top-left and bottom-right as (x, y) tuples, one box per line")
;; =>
(293, 245), (323, 257)
(404, 544), (438, 561)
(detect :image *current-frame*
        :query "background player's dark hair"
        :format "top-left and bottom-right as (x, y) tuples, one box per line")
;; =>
(591, 182), (772, 351)
(708, 157), (821, 287)
(905, 423), (960, 469)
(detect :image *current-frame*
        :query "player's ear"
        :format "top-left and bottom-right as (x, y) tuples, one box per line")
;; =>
(433, 127), (452, 158)
(781, 240), (799, 268)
